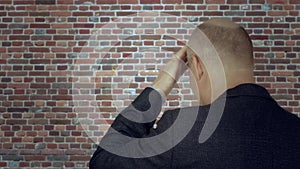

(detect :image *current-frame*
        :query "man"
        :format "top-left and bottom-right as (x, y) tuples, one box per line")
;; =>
(90, 19), (300, 169)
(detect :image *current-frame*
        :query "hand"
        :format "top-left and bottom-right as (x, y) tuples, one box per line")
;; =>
(152, 46), (188, 97)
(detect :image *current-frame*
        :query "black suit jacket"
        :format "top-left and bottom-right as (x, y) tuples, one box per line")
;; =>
(90, 84), (300, 169)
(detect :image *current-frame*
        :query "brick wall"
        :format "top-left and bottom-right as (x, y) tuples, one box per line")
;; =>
(0, 0), (299, 168)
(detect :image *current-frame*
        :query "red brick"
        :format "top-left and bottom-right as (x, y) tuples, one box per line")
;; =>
(73, 12), (93, 16)
(30, 84), (51, 89)
(116, 12), (136, 16)
(0, 162), (7, 167)
(29, 72), (50, 76)
(25, 155), (46, 161)
(270, 23), (289, 28)
(51, 12), (72, 16)
(0, 0), (299, 166)
(251, 35), (269, 40)
(0, 0), (12, 4)
(30, 24), (50, 28)
(29, 12), (49, 16)
(30, 59), (50, 64)
(74, 24), (94, 28)
(8, 12), (28, 16)
(182, 11), (202, 16)
(268, 11), (288, 16)
(290, 0), (298, 4)
(9, 35), (30, 40)
(70, 155), (91, 161)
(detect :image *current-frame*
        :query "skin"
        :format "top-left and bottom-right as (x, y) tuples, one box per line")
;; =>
(153, 19), (255, 106)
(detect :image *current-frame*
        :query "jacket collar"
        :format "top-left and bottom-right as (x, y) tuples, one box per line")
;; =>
(223, 83), (274, 102)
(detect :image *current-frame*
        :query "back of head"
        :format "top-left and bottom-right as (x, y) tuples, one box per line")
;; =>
(197, 18), (254, 71)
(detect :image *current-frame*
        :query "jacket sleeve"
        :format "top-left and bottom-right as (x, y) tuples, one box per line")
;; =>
(89, 87), (178, 169)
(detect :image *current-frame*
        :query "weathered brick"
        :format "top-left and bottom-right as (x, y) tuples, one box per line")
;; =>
(9, 24), (28, 29)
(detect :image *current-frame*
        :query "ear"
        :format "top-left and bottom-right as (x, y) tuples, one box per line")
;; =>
(190, 55), (204, 81)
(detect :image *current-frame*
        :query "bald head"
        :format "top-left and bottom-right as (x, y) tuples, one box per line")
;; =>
(187, 18), (255, 105)
(193, 18), (254, 71)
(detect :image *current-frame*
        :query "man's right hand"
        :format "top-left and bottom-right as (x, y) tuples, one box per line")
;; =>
(152, 46), (188, 97)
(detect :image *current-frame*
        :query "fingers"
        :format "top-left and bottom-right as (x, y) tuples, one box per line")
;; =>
(175, 46), (188, 63)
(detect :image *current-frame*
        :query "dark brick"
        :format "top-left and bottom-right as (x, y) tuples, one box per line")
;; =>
(270, 35), (289, 40)
(1, 78), (11, 82)
(30, 24), (50, 28)
(14, 0), (35, 5)
(9, 24), (28, 29)
(35, 18), (45, 22)
(246, 11), (266, 16)
(7, 108), (29, 112)
(31, 35), (51, 40)
(36, 0), (56, 4)
(52, 83), (72, 88)
(254, 29), (263, 34)
(29, 12), (50, 16)
(2, 42), (11, 46)
(204, 11), (223, 16)
(249, 0), (264, 3)
(183, 0), (203, 3)
(8, 59), (28, 64)
(227, 0), (247, 3)
(143, 6), (153, 10)
(140, 0), (160, 4)
(291, 35), (300, 40)
(47, 155), (68, 161)
(8, 161), (18, 168)
(89, 16), (99, 22)
(270, 23), (289, 28)
(224, 11), (244, 16)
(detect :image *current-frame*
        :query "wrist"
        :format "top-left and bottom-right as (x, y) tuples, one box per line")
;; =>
(152, 71), (176, 96)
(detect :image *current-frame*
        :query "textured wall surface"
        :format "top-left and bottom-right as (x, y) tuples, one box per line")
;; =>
(0, 0), (299, 168)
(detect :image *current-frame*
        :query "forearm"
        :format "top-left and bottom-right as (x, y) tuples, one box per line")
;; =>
(152, 71), (176, 97)
(152, 46), (188, 97)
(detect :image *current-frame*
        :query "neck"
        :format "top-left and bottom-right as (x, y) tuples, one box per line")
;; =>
(198, 71), (255, 106)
